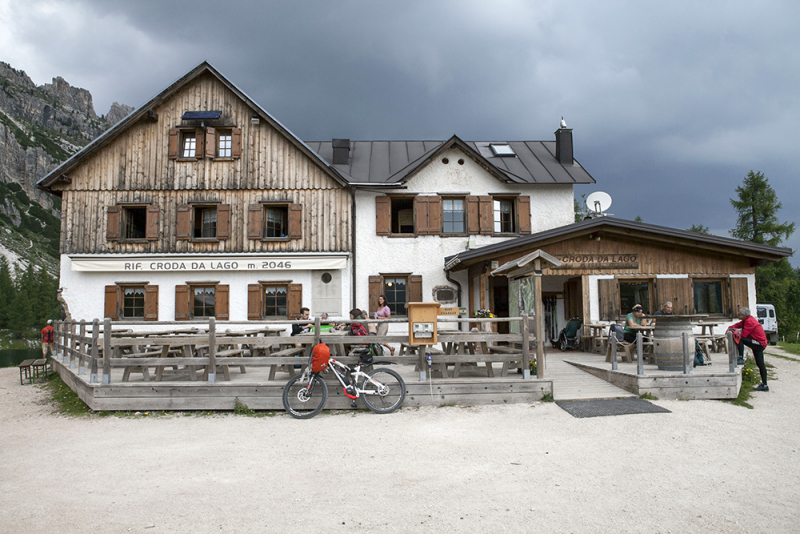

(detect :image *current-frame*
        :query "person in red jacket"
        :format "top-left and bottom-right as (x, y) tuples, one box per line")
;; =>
(728, 307), (769, 391)
(41, 319), (55, 364)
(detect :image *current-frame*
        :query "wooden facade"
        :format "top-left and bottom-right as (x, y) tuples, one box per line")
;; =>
(49, 71), (351, 255)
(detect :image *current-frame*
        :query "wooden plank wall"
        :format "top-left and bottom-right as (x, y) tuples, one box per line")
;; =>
(53, 72), (350, 254)
(61, 188), (350, 254)
(495, 235), (755, 276)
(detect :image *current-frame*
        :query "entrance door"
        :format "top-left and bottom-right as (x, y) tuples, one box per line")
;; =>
(492, 276), (509, 334)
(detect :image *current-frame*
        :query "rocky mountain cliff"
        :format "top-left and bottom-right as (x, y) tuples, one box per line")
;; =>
(0, 61), (132, 277)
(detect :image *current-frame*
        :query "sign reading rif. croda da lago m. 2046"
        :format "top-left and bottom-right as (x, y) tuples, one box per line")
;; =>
(70, 256), (348, 272)
(550, 253), (639, 269)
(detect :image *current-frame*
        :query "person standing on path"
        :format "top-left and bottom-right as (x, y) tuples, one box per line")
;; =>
(374, 295), (395, 356)
(41, 320), (54, 365)
(728, 307), (769, 391)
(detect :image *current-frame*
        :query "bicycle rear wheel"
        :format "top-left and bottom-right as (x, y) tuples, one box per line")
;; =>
(282, 373), (328, 419)
(360, 368), (405, 414)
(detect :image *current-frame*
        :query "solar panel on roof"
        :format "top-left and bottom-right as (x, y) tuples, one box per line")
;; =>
(490, 143), (516, 157)
(181, 111), (222, 120)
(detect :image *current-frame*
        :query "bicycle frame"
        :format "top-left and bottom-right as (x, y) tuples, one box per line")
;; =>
(326, 358), (389, 400)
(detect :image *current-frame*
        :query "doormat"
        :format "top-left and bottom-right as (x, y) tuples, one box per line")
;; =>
(556, 398), (671, 418)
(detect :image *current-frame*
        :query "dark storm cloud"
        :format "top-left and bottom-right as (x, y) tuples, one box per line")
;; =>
(2, 0), (798, 261)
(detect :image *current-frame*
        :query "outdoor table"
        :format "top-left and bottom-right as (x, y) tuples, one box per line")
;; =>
(585, 323), (610, 353)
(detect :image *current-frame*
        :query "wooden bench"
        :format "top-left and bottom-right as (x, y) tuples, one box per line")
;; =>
(18, 359), (35, 385)
(267, 347), (306, 380)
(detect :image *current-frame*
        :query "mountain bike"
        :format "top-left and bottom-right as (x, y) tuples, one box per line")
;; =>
(282, 348), (406, 419)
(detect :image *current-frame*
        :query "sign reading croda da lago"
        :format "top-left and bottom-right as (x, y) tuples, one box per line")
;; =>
(70, 256), (348, 272)
(551, 254), (639, 269)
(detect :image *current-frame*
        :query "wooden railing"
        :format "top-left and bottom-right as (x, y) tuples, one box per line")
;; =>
(52, 314), (540, 385)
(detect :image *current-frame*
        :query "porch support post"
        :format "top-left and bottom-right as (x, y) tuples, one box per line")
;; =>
(208, 317), (216, 384)
(533, 258), (545, 378)
(636, 332), (644, 376)
(521, 314), (530, 379)
(90, 319), (99, 383)
(102, 318), (111, 384)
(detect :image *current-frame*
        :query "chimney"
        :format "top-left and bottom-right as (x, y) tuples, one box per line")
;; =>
(554, 121), (573, 165)
(332, 138), (350, 165)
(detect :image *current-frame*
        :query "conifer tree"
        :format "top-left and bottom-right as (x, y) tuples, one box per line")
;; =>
(730, 171), (795, 246)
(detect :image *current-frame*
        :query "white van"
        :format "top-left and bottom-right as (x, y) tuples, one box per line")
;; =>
(756, 303), (778, 345)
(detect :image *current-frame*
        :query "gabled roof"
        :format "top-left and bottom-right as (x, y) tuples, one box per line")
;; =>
(444, 217), (793, 271)
(306, 136), (595, 186)
(37, 61), (347, 193)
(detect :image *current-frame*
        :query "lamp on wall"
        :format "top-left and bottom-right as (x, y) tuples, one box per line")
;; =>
(251, 112), (260, 125)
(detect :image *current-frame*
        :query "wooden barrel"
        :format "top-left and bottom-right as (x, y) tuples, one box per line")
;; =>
(652, 316), (695, 371)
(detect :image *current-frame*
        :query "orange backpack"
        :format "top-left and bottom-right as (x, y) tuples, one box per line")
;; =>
(311, 343), (330, 373)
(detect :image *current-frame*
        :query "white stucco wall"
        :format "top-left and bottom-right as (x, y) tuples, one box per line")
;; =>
(354, 147), (575, 317)
(60, 254), (352, 326)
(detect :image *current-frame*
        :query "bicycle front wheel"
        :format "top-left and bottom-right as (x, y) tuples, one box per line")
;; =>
(360, 368), (405, 414)
(282, 373), (328, 419)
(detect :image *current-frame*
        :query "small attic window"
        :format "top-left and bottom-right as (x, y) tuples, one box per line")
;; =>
(182, 111), (222, 120)
(490, 144), (516, 157)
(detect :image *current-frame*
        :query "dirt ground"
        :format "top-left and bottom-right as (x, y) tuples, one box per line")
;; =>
(1, 350), (798, 534)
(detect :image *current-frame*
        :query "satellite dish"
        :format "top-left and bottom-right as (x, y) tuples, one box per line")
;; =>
(585, 191), (612, 215)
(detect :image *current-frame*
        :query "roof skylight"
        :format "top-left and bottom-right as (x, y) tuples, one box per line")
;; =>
(490, 143), (516, 157)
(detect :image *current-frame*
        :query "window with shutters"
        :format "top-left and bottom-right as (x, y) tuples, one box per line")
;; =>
(175, 283), (228, 321)
(248, 202), (301, 241)
(442, 197), (466, 235)
(248, 282), (302, 320)
(193, 206), (217, 239)
(369, 274), (422, 317)
(122, 286), (146, 319)
(123, 207), (147, 241)
(105, 283), (158, 321)
(169, 126), (241, 160)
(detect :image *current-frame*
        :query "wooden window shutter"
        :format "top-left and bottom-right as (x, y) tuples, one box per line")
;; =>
(247, 284), (263, 320)
(106, 206), (121, 241)
(375, 197), (391, 235)
(368, 276), (382, 314)
(657, 278), (693, 315)
(729, 277), (749, 318)
(287, 284), (303, 319)
(518, 196), (531, 234)
(144, 285), (159, 321)
(427, 196), (442, 236)
(232, 128), (242, 159)
(248, 204), (263, 239)
(414, 196), (429, 235)
(288, 203), (303, 240)
(174, 285), (190, 321)
(479, 196), (493, 235)
(176, 205), (191, 240)
(217, 204), (231, 239)
(146, 205), (159, 241)
(104, 285), (119, 321)
(168, 128), (179, 159)
(194, 127), (205, 159)
(597, 279), (620, 321)
(409, 275), (423, 304)
(467, 196), (480, 235)
(204, 127), (216, 159)
(215, 284), (229, 321)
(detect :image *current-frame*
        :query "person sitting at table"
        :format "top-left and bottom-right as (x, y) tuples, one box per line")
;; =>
(292, 307), (313, 347)
(653, 301), (673, 316)
(623, 304), (649, 343)
(347, 309), (369, 337)
(728, 307), (769, 391)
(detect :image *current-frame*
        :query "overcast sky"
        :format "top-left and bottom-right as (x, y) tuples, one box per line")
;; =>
(1, 0), (798, 264)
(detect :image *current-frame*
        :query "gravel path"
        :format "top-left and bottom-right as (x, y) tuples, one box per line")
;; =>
(1, 349), (798, 533)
